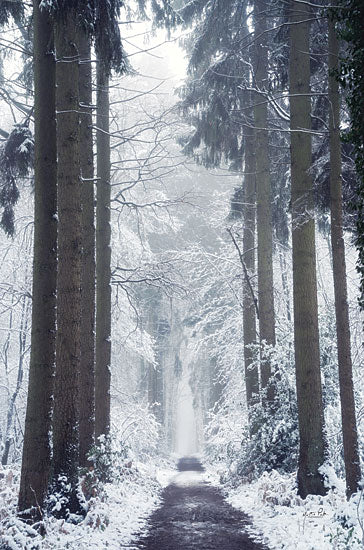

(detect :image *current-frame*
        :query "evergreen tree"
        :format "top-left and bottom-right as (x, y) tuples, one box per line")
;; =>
(178, 0), (281, 426)
(51, 6), (83, 517)
(242, 127), (259, 432)
(253, 0), (276, 407)
(18, 0), (57, 520)
(289, 0), (327, 498)
(328, 16), (361, 497)
(331, 0), (364, 310)
(94, 0), (128, 444)
(178, 1), (259, 428)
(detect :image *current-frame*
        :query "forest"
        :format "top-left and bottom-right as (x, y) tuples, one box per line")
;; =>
(0, 0), (363, 549)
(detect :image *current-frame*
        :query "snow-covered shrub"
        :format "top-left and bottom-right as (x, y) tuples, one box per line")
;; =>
(234, 340), (299, 481)
(204, 336), (299, 483)
(0, 460), (163, 550)
(81, 398), (161, 500)
(228, 468), (364, 550)
(328, 489), (364, 549)
(254, 469), (299, 507)
(111, 400), (160, 463)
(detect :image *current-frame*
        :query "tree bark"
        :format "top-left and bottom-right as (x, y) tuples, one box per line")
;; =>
(52, 9), (82, 516)
(18, 0), (57, 519)
(78, 29), (96, 469)
(289, 0), (327, 498)
(328, 18), (361, 498)
(253, 0), (276, 407)
(95, 60), (112, 441)
(242, 128), (259, 433)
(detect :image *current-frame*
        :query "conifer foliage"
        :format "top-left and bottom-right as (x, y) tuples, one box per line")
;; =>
(0, 125), (33, 236)
(0, 0), (24, 26)
(44, 0), (127, 73)
(331, 0), (364, 310)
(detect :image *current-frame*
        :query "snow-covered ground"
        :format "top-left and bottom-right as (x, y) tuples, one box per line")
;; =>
(0, 461), (167, 550)
(3, 459), (364, 550)
(225, 469), (364, 550)
(168, 469), (219, 489)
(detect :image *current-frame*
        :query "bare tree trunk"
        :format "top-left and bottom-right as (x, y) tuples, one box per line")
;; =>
(78, 29), (95, 469)
(278, 246), (292, 323)
(2, 290), (15, 460)
(242, 128), (259, 433)
(18, 0), (57, 519)
(253, 0), (276, 407)
(2, 290), (31, 466)
(146, 295), (165, 426)
(289, 0), (326, 498)
(328, 18), (361, 498)
(95, 61), (112, 441)
(52, 10), (82, 516)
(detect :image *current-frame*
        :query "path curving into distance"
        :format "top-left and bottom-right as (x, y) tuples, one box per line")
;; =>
(134, 456), (269, 550)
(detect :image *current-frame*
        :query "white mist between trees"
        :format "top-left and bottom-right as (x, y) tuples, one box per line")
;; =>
(175, 363), (198, 456)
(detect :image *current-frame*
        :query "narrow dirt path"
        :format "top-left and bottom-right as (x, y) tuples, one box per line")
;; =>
(134, 457), (269, 550)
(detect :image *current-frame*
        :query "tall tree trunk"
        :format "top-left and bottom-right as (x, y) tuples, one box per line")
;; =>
(95, 61), (112, 441)
(78, 29), (96, 469)
(18, 0), (57, 519)
(328, 18), (361, 498)
(242, 128), (259, 433)
(52, 10), (82, 516)
(253, 0), (276, 407)
(289, 0), (326, 498)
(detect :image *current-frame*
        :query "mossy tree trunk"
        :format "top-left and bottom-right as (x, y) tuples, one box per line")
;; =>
(289, 0), (327, 498)
(18, 0), (57, 520)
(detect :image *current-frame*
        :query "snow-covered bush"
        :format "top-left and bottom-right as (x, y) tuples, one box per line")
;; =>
(233, 340), (299, 481)
(111, 400), (160, 463)
(204, 336), (299, 482)
(0, 458), (163, 550)
(228, 468), (364, 550)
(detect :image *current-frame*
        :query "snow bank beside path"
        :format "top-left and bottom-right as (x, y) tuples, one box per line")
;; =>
(0, 461), (165, 550)
(226, 469), (364, 550)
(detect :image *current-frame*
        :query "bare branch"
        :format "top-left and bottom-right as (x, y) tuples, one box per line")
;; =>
(226, 227), (259, 319)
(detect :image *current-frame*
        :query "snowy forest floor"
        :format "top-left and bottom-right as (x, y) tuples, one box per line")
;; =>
(1, 457), (364, 549)
(0, 459), (165, 550)
(223, 467), (364, 550)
